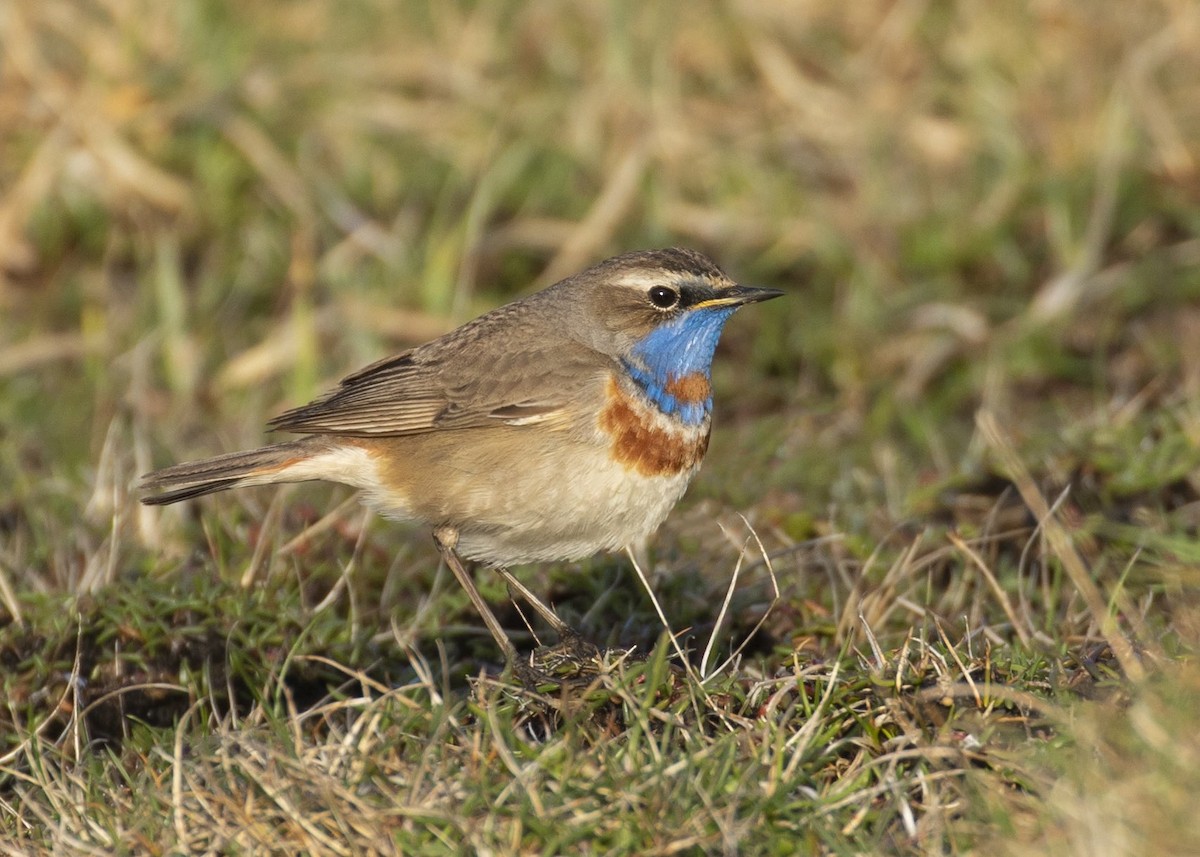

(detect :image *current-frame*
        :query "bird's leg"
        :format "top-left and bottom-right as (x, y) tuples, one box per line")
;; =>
(433, 526), (518, 663)
(493, 567), (596, 660)
(433, 527), (592, 673)
(493, 567), (575, 638)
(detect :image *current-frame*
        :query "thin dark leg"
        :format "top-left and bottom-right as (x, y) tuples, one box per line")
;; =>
(494, 568), (598, 665)
(494, 567), (576, 638)
(433, 526), (517, 663)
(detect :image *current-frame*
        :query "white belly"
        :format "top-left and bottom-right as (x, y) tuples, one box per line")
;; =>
(452, 447), (699, 565)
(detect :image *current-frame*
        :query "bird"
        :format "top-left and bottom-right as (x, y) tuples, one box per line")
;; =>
(140, 248), (783, 666)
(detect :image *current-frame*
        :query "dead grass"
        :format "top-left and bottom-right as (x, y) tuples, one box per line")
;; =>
(2, 0), (1200, 853)
(0, 614), (1096, 855)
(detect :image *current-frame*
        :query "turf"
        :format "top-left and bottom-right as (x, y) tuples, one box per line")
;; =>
(2, 1), (1199, 854)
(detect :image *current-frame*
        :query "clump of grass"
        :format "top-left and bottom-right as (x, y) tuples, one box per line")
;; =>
(2, 0), (1200, 852)
(2, 586), (1164, 855)
(0, 572), (411, 766)
(972, 657), (1200, 856)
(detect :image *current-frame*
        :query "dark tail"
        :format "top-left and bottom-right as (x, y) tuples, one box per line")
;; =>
(139, 440), (321, 505)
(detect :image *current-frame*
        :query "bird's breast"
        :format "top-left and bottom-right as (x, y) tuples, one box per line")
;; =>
(597, 375), (711, 477)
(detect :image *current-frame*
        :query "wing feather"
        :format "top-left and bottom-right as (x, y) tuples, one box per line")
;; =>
(267, 304), (612, 438)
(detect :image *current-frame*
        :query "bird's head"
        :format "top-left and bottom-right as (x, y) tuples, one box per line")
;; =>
(558, 248), (783, 423)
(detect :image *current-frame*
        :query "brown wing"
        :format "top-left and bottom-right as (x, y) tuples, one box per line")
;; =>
(268, 350), (445, 436)
(267, 304), (611, 437)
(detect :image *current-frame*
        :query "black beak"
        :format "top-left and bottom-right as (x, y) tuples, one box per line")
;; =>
(696, 284), (785, 309)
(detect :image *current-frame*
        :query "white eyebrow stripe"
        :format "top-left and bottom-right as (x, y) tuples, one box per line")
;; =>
(613, 272), (668, 289)
(612, 271), (730, 291)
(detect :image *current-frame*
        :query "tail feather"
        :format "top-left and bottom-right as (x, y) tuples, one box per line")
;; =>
(139, 440), (320, 505)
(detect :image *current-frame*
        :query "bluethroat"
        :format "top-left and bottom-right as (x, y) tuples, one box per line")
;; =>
(140, 248), (783, 664)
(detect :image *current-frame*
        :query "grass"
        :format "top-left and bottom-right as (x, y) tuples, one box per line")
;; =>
(2, 0), (1200, 853)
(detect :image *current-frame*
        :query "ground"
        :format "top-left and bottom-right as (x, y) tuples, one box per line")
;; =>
(1, 1), (1199, 854)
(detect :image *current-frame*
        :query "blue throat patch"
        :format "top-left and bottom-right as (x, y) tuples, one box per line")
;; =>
(624, 307), (737, 425)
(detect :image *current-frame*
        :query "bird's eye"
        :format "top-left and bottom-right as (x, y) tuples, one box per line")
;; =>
(648, 285), (679, 309)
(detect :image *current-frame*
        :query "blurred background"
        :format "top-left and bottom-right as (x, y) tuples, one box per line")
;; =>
(1, 0), (1198, 620)
(3, 3), (1200, 851)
